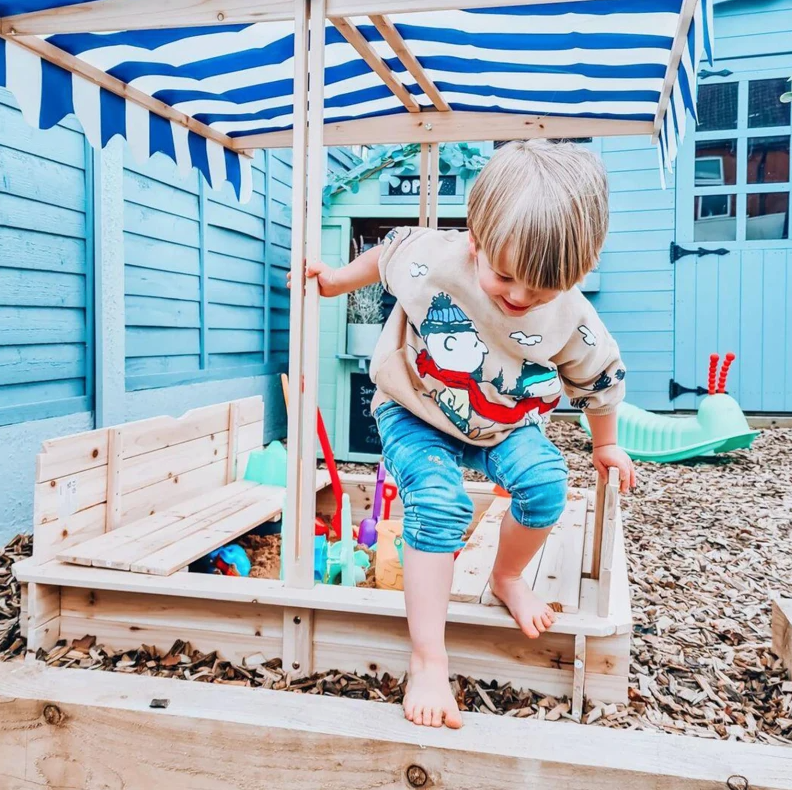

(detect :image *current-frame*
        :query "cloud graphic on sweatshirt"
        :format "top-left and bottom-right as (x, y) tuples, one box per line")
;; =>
(578, 325), (597, 346)
(410, 262), (428, 278)
(510, 331), (543, 346)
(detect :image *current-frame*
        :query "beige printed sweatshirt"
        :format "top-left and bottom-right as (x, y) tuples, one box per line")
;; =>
(369, 226), (626, 446)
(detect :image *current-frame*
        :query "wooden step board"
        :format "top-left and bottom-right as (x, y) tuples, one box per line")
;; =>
(56, 472), (331, 577)
(451, 489), (588, 613)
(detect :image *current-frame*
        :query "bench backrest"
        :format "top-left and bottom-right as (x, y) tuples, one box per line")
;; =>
(32, 397), (264, 563)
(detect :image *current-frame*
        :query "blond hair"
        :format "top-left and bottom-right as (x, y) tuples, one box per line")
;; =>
(467, 140), (609, 291)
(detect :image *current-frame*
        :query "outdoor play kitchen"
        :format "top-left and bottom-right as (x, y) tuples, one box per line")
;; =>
(2, 0), (791, 787)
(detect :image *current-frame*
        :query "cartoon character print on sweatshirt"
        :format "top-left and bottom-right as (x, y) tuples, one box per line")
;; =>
(414, 294), (562, 439)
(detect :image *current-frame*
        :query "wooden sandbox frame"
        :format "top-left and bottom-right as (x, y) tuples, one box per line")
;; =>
(14, 394), (630, 713)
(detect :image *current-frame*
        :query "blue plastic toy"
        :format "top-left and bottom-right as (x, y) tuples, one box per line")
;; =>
(207, 544), (251, 577)
(327, 493), (369, 586)
(244, 441), (288, 486)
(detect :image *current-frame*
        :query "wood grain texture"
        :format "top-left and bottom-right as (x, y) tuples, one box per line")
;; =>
(772, 596), (792, 678)
(2, 663), (790, 790)
(450, 497), (509, 603)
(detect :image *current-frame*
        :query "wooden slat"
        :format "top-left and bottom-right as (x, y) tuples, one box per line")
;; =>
(239, 114), (653, 150)
(330, 17), (420, 113)
(428, 141), (440, 230)
(581, 487), (596, 578)
(35, 397), (262, 483)
(572, 634), (586, 722)
(131, 470), (331, 576)
(450, 497), (509, 603)
(4, 662), (792, 790)
(105, 428), (123, 532)
(24, 583), (60, 656)
(0, 34), (245, 155)
(34, 422), (262, 528)
(282, 607), (314, 678)
(772, 595), (792, 678)
(15, 556), (619, 637)
(591, 473), (606, 580)
(283, 0), (310, 592)
(597, 468), (620, 618)
(291, 0), (327, 590)
(532, 494), (587, 613)
(369, 14), (450, 112)
(418, 142), (429, 227)
(651, 0), (698, 142)
(0, 0), (605, 34)
(57, 481), (259, 567)
(226, 401), (240, 484)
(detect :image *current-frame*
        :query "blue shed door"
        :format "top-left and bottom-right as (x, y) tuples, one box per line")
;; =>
(674, 66), (792, 412)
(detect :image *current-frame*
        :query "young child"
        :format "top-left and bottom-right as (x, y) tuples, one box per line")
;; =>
(305, 140), (635, 729)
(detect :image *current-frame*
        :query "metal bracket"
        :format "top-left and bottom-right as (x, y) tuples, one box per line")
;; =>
(699, 68), (733, 80)
(669, 379), (708, 401)
(670, 243), (730, 264)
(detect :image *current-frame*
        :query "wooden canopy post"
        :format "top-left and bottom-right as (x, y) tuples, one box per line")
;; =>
(428, 142), (440, 230)
(283, 0), (311, 589)
(591, 467), (620, 617)
(418, 143), (430, 227)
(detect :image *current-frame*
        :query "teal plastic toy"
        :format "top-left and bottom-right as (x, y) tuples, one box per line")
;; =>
(580, 353), (759, 463)
(327, 493), (369, 586)
(244, 441), (288, 486)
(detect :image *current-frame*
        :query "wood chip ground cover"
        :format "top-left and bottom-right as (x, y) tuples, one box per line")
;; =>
(2, 423), (790, 743)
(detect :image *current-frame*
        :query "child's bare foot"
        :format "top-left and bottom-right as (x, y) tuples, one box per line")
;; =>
(490, 573), (556, 638)
(404, 654), (463, 729)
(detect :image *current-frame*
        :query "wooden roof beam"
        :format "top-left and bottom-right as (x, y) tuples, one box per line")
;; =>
(329, 16), (420, 113)
(369, 14), (450, 112)
(233, 112), (654, 149)
(651, 0), (698, 143)
(1, 33), (248, 156)
(0, 0), (598, 36)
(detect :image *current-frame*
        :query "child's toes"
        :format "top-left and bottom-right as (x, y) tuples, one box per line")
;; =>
(541, 611), (554, 629)
(430, 707), (444, 727)
(532, 615), (547, 634)
(445, 707), (463, 729)
(413, 706), (426, 726)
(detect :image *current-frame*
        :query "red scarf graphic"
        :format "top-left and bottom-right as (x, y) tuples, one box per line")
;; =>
(416, 351), (560, 425)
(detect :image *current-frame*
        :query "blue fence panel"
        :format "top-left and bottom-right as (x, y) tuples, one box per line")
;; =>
(0, 90), (93, 426)
(124, 148), (292, 391)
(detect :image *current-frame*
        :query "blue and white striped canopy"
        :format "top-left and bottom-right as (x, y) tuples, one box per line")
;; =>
(0, 0), (714, 200)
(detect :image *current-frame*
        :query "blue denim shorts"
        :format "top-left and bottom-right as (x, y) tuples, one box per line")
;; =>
(374, 402), (568, 554)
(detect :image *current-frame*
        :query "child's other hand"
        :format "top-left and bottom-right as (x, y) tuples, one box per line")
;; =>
(592, 444), (635, 494)
(286, 260), (340, 297)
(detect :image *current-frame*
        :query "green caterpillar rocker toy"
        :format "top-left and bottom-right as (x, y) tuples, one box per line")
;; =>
(581, 353), (760, 463)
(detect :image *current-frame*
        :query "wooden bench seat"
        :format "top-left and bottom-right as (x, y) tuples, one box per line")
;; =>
(55, 473), (328, 576)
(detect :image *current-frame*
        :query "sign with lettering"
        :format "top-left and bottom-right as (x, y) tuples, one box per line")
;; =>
(348, 372), (382, 456)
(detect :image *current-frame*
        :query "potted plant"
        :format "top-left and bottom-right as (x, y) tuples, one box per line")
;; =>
(346, 282), (384, 357)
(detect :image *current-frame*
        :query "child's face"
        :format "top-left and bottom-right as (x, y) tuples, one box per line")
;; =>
(471, 238), (561, 318)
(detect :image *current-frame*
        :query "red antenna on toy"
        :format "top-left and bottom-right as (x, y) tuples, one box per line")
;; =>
(707, 353), (719, 396)
(717, 352), (735, 394)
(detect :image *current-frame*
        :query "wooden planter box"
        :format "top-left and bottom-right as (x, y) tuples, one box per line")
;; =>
(14, 398), (632, 716)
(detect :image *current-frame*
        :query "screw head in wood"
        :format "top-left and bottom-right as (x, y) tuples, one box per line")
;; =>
(406, 765), (428, 788)
(574, 659), (584, 670)
(293, 616), (301, 625)
(292, 661), (300, 670)
(424, 122), (433, 131)
(727, 777), (749, 790)
(43, 704), (64, 726)
(217, 12), (225, 21)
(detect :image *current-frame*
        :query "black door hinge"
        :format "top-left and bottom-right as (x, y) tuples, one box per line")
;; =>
(669, 379), (709, 401)
(670, 243), (730, 264)
(699, 68), (733, 80)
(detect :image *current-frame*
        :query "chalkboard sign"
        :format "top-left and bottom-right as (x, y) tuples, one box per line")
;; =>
(348, 372), (382, 456)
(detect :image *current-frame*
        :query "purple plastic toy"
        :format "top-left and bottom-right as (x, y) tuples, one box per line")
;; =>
(358, 462), (386, 547)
